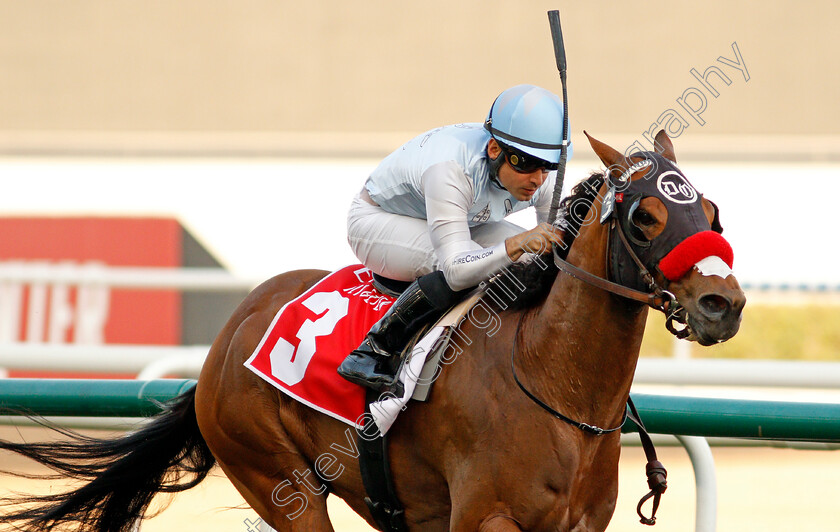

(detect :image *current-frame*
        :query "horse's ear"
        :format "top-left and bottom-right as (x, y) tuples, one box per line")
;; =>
(584, 131), (629, 180)
(654, 130), (677, 163)
(583, 131), (627, 174)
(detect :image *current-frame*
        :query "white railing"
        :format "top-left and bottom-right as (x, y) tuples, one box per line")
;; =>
(633, 358), (840, 389)
(0, 343), (208, 376)
(0, 263), (262, 292)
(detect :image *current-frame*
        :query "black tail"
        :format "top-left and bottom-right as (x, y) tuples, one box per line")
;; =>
(0, 386), (216, 532)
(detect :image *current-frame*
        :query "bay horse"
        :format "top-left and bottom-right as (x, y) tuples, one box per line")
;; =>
(0, 131), (744, 532)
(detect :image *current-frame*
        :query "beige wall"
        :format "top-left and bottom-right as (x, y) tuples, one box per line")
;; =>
(0, 1), (837, 156)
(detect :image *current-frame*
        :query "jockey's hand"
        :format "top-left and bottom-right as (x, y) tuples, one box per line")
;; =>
(505, 222), (565, 262)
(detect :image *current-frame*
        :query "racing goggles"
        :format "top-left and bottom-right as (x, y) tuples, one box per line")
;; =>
(499, 143), (559, 173)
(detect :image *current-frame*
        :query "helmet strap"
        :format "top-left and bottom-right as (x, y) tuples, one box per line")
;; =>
(487, 144), (507, 190)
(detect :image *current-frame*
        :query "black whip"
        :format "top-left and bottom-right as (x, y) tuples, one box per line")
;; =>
(546, 9), (570, 227)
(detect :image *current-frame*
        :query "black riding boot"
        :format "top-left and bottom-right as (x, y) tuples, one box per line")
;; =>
(337, 271), (460, 395)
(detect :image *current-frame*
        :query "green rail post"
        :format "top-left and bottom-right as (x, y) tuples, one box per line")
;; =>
(2, 381), (840, 444)
(624, 393), (840, 442)
(0, 379), (197, 417)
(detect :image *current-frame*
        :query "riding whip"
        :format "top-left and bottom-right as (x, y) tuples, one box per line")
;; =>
(546, 9), (570, 227)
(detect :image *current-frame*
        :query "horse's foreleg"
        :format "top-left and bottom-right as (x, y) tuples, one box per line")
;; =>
(477, 513), (524, 531)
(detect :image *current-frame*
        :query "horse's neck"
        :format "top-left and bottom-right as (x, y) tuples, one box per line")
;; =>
(523, 214), (648, 427)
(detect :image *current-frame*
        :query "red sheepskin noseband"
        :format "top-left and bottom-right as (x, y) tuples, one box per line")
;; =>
(659, 231), (734, 281)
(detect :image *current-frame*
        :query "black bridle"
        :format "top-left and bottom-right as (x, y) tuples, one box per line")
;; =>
(562, 216), (692, 340)
(509, 298), (668, 525)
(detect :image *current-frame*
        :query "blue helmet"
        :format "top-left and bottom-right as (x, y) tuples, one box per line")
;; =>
(484, 84), (570, 164)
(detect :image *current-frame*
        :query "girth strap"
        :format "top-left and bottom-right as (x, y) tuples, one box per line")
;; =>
(357, 390), (409, 532)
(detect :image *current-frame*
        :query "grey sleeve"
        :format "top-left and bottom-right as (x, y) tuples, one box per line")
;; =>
(422, 161), (513, 290)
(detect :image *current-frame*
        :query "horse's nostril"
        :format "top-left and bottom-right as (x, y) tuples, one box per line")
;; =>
(698, 294), (730, 319)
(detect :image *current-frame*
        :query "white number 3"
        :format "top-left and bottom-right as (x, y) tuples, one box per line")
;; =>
(269, 290), (349, 385)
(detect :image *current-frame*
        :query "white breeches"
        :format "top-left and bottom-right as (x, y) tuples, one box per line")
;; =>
(347, 193), (524, 283)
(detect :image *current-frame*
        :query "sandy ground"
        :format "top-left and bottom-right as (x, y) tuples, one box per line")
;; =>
(1, 426), (839, 532)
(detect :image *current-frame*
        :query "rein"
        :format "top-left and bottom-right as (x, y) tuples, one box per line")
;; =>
(508, 310), (667, 525)
(552, 244), (668, 309)
(507, 190), (679, 525)
(553, 220), (676, 311)
(552, 219), (692, 340)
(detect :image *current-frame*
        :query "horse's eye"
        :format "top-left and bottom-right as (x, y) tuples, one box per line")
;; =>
(633, 210), (656, 227)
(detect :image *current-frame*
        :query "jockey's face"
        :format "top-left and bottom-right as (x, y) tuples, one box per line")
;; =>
(488, 139), (550, 201)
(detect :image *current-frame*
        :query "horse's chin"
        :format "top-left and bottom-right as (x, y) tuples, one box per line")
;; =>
(684, 313), (742, 346)
(691, 331), (720, 347)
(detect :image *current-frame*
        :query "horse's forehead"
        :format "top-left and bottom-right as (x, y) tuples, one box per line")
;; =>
(626, 152), (702, 206)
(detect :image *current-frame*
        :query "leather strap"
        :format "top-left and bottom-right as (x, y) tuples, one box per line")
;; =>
(509, 310), (668, 526)
(613, 219), (659, 292)
(552, 246), (666, 309)
(626, 396), (668, 526)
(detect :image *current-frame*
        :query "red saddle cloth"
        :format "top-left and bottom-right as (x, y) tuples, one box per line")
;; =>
(244, 265), (395, 427)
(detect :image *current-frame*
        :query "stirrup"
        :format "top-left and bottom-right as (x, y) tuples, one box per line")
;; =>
(338, 346), (405, 396)
(340, 365), (405, 397)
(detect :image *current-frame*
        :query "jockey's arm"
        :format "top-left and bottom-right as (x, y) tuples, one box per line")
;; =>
(423, 162), (562, 291)
(504, 222), (563, 262)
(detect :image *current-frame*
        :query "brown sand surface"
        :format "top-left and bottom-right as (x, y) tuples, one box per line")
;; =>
(2, 426), (839, 531)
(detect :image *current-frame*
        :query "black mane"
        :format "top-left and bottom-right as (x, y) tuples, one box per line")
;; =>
(484, 172), (606, 311)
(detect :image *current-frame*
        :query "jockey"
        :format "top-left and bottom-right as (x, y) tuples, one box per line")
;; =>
(338, 84), (568, 394)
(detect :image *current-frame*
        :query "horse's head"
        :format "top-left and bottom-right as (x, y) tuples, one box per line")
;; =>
(585, 130), (745, 346)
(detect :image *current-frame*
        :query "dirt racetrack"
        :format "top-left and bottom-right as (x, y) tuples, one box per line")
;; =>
(1, 426), (839, 532)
